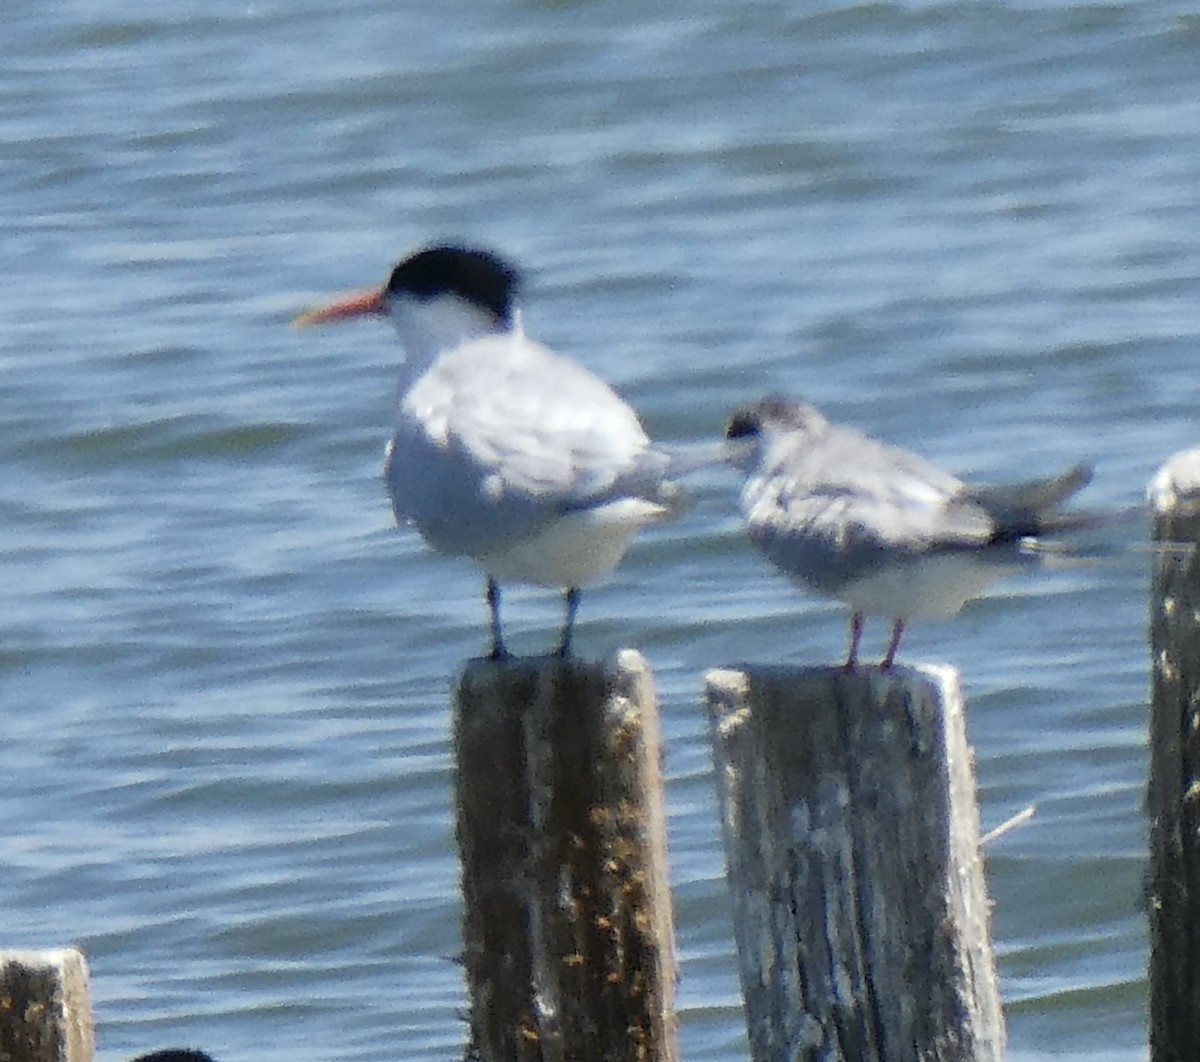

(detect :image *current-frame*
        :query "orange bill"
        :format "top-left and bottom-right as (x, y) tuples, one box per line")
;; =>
(292, 287), (388, 329)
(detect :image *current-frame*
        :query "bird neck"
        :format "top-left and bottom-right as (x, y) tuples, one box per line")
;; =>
(391, 295), (518, 375)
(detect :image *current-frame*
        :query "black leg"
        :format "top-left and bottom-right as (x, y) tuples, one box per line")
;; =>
(556, 587), (581, 657)
(844, 611), (864, 672)
(881, 618), (905, 670)
(486, 578), (507, 660)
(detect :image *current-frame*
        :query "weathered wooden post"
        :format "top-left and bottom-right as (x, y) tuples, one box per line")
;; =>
(454, 650), (678, 1062)
(1148, 449), (1200, 1062)
(705, 664), (1004, 1062)
(0, 950), (94, 1062)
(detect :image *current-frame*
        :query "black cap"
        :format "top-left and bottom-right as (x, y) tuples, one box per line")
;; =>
(726, 395), (821, 439)
(386, 245), (519, 325)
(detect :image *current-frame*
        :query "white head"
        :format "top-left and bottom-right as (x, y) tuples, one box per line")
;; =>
(383, 245), (521, 365)
(724, 395), (829, 473)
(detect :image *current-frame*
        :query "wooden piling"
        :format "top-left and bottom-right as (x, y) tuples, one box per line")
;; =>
(1148, 450), (1200, 1062)
(705, 665), (1003, 1062)
(454, 650), (678, 1062)
(0, 950), (94, 1062)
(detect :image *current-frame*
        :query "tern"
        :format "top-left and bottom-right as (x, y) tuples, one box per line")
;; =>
(296, 244), (684, 658)
(725, 394), (1098, 669)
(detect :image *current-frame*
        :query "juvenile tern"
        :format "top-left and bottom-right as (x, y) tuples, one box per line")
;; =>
(725, 395), (1098, 669)
(295, 245), (684, 658)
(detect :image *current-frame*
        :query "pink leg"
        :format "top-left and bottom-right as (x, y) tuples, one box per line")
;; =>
(881, 618), (905, 670)
(844, 612), (864, 672)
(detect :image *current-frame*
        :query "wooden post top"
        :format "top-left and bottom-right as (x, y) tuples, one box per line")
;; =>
(0, 949), (93, 1062)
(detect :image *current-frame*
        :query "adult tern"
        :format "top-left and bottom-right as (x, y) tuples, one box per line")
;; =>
(296, 245), (684, 658)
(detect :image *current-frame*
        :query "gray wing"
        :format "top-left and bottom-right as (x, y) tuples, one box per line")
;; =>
(387, 335), (675, 555)
(745, 420), (995, 556)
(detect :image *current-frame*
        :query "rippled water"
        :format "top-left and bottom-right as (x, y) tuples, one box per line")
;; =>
(5, 0), (1199, 1058)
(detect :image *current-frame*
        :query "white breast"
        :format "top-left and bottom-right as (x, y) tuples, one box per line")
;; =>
(838, 551), (1024, 620)
(474, 498), (670, 588)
